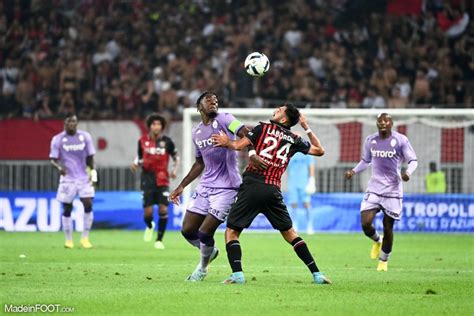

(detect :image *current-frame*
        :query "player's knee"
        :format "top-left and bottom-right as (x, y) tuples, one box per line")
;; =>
(225, 228), (240, 242)
(80, 199), (92, 213)
(158, 205), (168, 216)
(181, 229), (198, 241)
(281, 228), (298, 243)
(63, 203), (73, 217)
(361, 222), (373, 233)
(198, 230), (215, 247)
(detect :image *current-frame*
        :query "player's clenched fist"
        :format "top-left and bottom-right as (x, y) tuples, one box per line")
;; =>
(345, 170), (355, 179)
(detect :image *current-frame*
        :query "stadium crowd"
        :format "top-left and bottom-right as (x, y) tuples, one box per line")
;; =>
(0, 0), (472, 121)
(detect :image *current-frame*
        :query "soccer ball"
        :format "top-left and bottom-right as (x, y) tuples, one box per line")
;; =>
(244, 52), (270, 77)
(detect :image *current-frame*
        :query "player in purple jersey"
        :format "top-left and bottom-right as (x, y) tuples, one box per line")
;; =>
(345, 113), (418, 271)
(50, 113), (97, 249)
(169, 92), (265, 282)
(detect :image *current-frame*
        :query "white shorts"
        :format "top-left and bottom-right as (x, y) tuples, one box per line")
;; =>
(187, 186), (238, 222)
(360, 193), (403, 220)
(56, 179), (95, 204)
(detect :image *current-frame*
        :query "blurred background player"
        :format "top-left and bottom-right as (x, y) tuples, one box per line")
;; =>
(425, 161), (447, 193)
(212, 104), (331, 285)
(345, 113), (418, 271)
(49, 113), (97, 249)
(131, 113), (179, 250)
(287, 150), (316, 234)
(169, 92), (265, 282)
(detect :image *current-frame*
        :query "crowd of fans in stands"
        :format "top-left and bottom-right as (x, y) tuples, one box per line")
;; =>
(0, 0), (472, 121)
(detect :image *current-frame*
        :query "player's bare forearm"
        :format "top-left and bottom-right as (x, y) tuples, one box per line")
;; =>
(299, 114), (324, 156)
(51, 159), (66, 175)
(171, 155), (180, 179)
(86, 155), (95, 169)
(212, 132), (251, 151)
(169, 158), (203, 205)
(236, 126), (250, 138)
(177, 158), (204, 189)
(307, 133), (325, 156)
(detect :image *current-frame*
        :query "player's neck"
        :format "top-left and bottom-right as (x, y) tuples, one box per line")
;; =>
(379, 131), (391, 139)
(270, 119), (288, 129)
(65, 130), (76, 136)
(201, 114), (213, 125)
(149, 133), (160, 140)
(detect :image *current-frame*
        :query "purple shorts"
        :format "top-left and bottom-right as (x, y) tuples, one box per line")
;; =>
(360, 192), (403, 220)
(187, 185), (238, 222)
(56, 179), (95, 204)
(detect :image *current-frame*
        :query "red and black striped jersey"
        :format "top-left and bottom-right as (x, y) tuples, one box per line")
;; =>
(138, 134), (177, 186)
(244, 121), (311, 188)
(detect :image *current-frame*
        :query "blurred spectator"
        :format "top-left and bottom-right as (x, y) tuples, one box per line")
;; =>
(388, 86), (409, 108)
(15, 72), (35, 118)
(0, 0), (472, 121)
(362, 87), (386, 108)
(34, 92), (54, 120)
(412, 69), (431, 106)
(57, 91), (76, 116)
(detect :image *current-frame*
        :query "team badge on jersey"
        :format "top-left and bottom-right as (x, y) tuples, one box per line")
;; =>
(391, 139), (397, 147)
(79, 134), (84, 141)
(212, 121), (218, 129)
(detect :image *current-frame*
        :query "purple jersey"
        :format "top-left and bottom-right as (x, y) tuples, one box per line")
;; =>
(361, 131), (417, 198)
(192, 112), (244, 189)
(49, 130), (96, 182)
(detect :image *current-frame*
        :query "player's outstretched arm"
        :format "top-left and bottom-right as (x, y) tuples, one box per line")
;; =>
(212, 131), (251, 151)
(169, 157), (204, 205)
(299, 114), (325, 156)
(345, 160), (371, 179)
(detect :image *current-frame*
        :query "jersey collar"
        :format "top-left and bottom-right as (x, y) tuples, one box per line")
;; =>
(269, 119), (290, 130)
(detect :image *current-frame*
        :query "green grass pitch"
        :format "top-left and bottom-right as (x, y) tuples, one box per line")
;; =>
(1, 231), (473, 315)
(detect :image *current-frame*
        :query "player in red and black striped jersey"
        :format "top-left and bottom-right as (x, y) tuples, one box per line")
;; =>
(131, 113), (179, 250)
(212, 104), (331, 285)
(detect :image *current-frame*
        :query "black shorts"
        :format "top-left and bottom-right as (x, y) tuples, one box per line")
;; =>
(142, 186), (170, 208)
(141, 172), (157, 191)
(227, 174), (292, 232)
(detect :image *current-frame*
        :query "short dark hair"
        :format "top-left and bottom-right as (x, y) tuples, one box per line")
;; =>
(146, 113), (167, 129)
(377, 113), (392, 120)
(63, 112), (76, 121)
(196, 92), (216, 108)
(284, 103), (300, 127)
